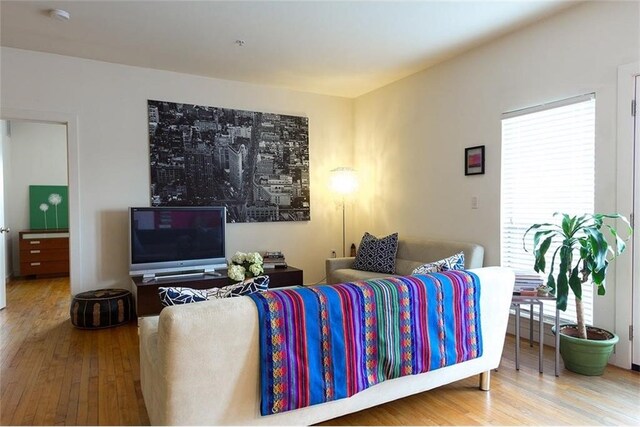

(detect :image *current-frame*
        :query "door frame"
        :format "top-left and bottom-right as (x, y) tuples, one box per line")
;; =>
(615, 61), (640, 368)
(634, 75), (640, 370)
(0, 107), (81, 295)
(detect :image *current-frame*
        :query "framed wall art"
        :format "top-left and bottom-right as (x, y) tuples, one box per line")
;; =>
(29, 185), (69, 230)
(465, 145), (485, 176)
(148, 100), (310, 223)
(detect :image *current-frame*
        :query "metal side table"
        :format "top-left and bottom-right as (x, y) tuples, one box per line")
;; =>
(511, 294), (560, 376)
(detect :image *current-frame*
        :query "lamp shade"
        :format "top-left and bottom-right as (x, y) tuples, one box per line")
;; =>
(330, 167), (358, 196)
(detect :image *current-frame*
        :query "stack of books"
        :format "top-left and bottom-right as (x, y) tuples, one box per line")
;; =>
(513, 270), (544, 296)
(263, 251), (287, 269)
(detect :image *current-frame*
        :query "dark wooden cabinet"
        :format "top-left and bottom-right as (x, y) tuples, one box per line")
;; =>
(19, 229), (70, 277)
(132, 266), (303, 317)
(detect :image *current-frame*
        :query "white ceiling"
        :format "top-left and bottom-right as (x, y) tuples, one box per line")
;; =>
(0, 1), (576, 98)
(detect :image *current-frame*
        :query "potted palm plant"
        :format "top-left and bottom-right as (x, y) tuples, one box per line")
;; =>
(524, 213), (632, 375)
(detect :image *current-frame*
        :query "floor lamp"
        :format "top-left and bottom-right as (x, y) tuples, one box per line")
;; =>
(330, 167), (358, 257)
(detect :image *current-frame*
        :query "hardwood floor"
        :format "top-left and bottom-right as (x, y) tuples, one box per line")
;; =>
(1, 277), (149, 426)
(1, 277), (638, 425)
(321, 343), (640, 426)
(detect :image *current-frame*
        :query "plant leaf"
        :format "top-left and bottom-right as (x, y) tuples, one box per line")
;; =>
(544, 246), (561, 280)
(561, 213), (574, 236)
(573, 214), (592, 232)
(597, 279), (607, 296)
(546, 273), (556, 295)
(555, 245), (571, 311)
(523, 223), (555, 251)
(568, 265), (582, 300)
(604, 224), (627, 255)
(592, 258), (608, 291)
(583, 227), (608, 271)
(533, 235), (553, 272)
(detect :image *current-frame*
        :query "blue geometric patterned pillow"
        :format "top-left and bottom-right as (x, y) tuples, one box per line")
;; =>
(353, 232), (399, 274)
(158, 287), (208, 307)
(411, 263), (440, 275)
(412, 252), (465, 275)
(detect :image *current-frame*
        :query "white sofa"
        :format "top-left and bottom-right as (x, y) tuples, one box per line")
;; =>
(139, 267), (514, 425)
(326, 238), (485, 284)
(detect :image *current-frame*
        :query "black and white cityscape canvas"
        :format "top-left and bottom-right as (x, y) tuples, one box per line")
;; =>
(148, 100), (310, 223)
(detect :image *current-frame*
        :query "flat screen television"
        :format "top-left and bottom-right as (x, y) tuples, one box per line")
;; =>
(129, 206), (227, 279)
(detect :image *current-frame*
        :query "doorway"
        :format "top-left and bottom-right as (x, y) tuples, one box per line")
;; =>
(0, 119), (70, 307)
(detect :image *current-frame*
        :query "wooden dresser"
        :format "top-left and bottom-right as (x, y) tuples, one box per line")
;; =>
(19, 229), (70, 277)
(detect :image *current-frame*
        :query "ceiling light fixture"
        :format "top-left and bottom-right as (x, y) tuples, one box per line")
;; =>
(48, 9), (71, 21)
(235, 39), (245, 47)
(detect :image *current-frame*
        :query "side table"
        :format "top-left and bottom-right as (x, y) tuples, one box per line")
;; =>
(511, 294), (560, 376)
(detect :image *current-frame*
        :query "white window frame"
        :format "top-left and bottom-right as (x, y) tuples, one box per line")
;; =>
(501, 94), (596, 323)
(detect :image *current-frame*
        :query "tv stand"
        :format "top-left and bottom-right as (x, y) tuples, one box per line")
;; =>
(131, 266), (303, 316)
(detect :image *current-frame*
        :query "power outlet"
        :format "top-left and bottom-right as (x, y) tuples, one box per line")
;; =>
(331, 250), (337, 258)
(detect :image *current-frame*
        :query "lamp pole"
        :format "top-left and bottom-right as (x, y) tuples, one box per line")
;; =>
(330, 166), (357, 258)
(342, 196), (346, 257)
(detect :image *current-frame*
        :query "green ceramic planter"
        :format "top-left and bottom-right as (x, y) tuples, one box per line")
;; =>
(552, 324), (619, 376)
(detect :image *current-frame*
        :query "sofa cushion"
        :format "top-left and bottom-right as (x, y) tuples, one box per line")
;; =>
(353, 232), (399, 274)
(395, 259), (424, 276)
(412, 252), (465, 275)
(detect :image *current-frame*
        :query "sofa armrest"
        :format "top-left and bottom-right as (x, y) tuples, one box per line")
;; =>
(325, 257), (355, 284)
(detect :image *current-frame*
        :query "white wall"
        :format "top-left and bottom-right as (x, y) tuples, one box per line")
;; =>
(5, 121), (68, 275)
(353, 1), (639, 366)
(0, 47), (353, 292)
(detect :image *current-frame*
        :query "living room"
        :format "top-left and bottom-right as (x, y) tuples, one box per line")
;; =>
(1, 0), (639, 425)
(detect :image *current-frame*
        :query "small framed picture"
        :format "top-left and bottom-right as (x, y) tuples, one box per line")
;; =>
(465, 145), (485, 176)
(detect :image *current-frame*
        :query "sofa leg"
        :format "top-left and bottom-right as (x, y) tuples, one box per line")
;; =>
(479, 371), (491, 391)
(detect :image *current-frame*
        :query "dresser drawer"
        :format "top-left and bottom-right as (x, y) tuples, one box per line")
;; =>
(20, 260), (69, 276)
(20, 247), (69, 262)
(19, 237), (69, 251)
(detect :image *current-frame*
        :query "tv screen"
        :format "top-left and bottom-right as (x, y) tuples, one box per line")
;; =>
(129, 206), (226, 277)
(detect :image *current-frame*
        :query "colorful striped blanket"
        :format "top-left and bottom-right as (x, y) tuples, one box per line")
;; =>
(248, 271), (482, 416)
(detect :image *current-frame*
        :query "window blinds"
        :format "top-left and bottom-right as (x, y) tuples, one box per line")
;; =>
(501, 94), (595, 323)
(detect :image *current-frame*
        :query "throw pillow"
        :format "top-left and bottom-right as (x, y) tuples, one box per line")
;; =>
(352, 232), (399, 274)
(206, 275), (270, 299)
(158, 276), (270, 307)
(158, 287), (208, 307)
(411, 262), (441, 275)
(411, 252), (465, 275)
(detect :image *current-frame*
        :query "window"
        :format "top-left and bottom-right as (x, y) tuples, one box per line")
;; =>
(501, 94), (595, 323)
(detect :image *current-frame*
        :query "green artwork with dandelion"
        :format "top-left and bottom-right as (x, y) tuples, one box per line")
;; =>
(29, 185), (69, 230)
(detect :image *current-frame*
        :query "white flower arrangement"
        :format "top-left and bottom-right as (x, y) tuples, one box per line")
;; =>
(246, 252), (262, 265)
(227, 264), (246, 282)
(231, 252), (246, 265)
(228, 251), (264, 282)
